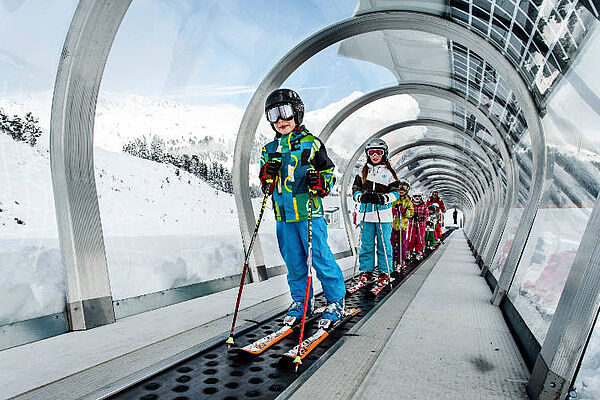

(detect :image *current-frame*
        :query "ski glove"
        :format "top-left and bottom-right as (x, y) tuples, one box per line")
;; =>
(260, 159), (281, 194)
(359, 192), (385, 204)
(306, 169), (328, 197)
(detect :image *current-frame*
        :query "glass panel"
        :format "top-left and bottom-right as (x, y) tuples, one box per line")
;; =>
(506, 27), (600, 343)
(95, 2), (394, 303)
(572, 315), (600, 399)
(0, 2), (77, 326)
(489, 141), (530, 279)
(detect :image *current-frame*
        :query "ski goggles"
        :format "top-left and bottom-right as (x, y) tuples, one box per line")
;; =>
(366, 149), (385, 157)
(265, 103), (295, 123)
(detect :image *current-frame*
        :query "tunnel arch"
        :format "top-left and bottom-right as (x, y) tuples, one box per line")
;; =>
(232, 11), (545, 282)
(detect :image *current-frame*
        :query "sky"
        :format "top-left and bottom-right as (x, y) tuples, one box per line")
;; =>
(0, 0), (396, 109)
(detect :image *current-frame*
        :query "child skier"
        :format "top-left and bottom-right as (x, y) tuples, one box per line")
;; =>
(407, 193), (429, 260)
(352, 138), (400, 287)
(391, 181), (414, 272)
(427, 190), (446, 235)
(259, 88), (346, 330)
(425, 203), (439, 249)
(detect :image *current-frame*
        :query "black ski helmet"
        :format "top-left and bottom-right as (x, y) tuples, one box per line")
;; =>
(365, 138), (388, 164)
(265, 88), (304, 125)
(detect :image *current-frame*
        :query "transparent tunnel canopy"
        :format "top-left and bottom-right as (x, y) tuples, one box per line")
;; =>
(0, 2), (78, 328)
(507, 30), (600, 343)
(92, 1), (381, 302)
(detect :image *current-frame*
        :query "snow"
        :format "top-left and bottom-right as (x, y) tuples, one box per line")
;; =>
(2, 90), (417, 324)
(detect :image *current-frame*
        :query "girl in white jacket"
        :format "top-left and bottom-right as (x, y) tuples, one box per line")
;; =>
(352, 138), (400, 286)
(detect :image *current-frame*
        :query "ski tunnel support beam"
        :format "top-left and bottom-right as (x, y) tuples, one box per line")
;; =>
(232, 12), (545, 287)
(316, 84), (516, 277)
(49, 0), (132, 330)
(336, 120), (500, 261)
(394, 154), (490, 197)
(405, 170), (481, 205)
(399, 163), (485, 202)
(390, 136), (501, 250)
(342, 137), (491, 261)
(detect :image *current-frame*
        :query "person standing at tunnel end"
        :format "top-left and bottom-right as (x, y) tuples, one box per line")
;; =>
(352, 138), (400, 287)
(391, 181), (413, 272)
(259, 88), (346, 330)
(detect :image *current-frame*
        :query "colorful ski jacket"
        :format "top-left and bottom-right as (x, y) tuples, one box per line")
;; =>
(391, 195), (414, 231)
(426, 210), (439, 231)
(352, 164), (400, 223)
(260, 125), (335, 222)
(412, 203), (429, 223)
(426, 195), (446, 213)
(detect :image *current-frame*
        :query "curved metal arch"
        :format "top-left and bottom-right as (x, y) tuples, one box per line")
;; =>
(421, 176), (477, 200)
(315, 84), (513, 254)
(392, 139), (495, 189)
(233, 12), (545, 282)
(435, 186), (472, 206)
(429, 184), (475, 210)
(427, 182), (479, 232)
(406, 170), (480, 205)
(437, 190), (472, 212)
(318, 85), (510, 254)
(320, 87), (502, 164)
(430, 185), (476, 231)
(342, 138), (497, 254)
(400, 163), (485, 201)
(387, 138), (499, 247)
(438, 189), (471, 209)
(394, 153), (494, 194)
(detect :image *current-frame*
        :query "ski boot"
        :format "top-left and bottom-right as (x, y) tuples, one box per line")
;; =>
(318, 298), (345, 330)
(395, 261), (406, 274)
(357, 271), (374, 284)
(284, 298), (313, 326)
(377, 273), (390, 285)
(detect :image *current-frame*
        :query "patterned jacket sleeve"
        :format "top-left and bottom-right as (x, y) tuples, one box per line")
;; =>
(259, 145), (268, 176)
(309, 138), (335, 195)
(405, 198), (415, 220)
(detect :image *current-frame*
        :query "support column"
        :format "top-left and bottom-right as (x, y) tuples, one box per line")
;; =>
(50, 0), (131, 329)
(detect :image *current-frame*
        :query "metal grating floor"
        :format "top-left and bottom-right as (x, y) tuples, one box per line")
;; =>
(110, 231), (454, 400)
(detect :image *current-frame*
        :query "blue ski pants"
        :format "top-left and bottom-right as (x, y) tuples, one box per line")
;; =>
(276, 217), (346, 303)
(359, 221), (393, 275)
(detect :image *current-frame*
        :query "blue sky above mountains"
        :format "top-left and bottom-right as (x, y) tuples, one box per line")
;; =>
(1, 0), (395, 109)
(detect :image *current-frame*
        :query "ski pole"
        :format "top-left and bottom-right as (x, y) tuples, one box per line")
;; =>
(294, 190), (314, 372)
(351, 200), (368, 280)
(226, 178), (276, 349)
(375, 206), (392, 287)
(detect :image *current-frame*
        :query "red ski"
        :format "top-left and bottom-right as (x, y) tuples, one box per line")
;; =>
(370, 276), (395, 296)
(346, 278), (373, 295)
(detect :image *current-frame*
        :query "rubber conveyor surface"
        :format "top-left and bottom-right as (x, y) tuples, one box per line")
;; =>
(110, 231), (455, 400)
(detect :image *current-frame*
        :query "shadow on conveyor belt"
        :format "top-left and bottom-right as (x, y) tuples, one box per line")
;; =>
(111, 229), (456, 400)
